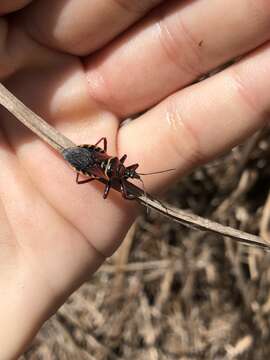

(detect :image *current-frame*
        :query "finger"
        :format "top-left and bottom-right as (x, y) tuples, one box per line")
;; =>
(85, 0), (270, 117)
(0, 141), (104, 358)
(20, 0), (164, 55)
(0, 19), (26, 79)
(0, 16), (50, 80)
(0, 126), (104, 290)
(118, 43), (270, 192)
(0, 71), (136, 256)
(0, 0), (33, 15)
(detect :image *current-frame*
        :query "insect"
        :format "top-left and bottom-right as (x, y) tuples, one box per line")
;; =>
(63, 137), (142, 199)
(62, 137), (173, 200)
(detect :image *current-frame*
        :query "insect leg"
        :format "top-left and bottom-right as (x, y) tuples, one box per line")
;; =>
(120, 180), (136, 200)
(103, 180), (112, 199)
(120, 154), (127, 164)
(126, 163), (139, 171)
(76, 173), (97, 184)
(94, 137), (107, 152)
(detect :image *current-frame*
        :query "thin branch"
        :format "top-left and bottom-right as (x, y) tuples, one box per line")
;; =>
(133, 188), (270, 251)
(0, 82), (269, 251)
(260, 191), (270, 243)
(100, 260), (173, 273)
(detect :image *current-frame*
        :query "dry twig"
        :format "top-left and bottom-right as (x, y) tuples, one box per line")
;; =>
(0, 82), (269, 251)
(260, 191), (270, 243)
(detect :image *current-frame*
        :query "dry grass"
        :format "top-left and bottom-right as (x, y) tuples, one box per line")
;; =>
(21, 127), (270, 360)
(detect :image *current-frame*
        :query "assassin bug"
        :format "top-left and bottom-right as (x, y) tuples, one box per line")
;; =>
(62, 137), (173, 200)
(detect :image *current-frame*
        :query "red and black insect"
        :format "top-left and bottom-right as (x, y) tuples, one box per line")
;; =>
(62, 137), (142, 199)
(62, 137), (173, 200)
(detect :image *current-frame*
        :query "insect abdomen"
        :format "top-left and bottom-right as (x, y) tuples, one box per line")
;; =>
(62, 147), (95, 172)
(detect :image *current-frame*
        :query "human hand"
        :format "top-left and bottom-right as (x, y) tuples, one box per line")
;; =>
(0, 0), (269, 358)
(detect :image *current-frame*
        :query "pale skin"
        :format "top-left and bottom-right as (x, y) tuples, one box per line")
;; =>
(0, 0), (270, 357)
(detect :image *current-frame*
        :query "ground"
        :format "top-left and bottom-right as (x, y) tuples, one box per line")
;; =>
(21, 127), (270, 360)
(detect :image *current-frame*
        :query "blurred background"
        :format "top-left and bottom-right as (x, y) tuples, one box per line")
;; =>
(21, 127), (270, 360)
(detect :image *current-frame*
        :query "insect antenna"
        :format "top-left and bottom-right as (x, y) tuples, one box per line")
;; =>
(138, 168), (175, 176)
(136, 168), (175, 215)
(138, 176), (171, 218)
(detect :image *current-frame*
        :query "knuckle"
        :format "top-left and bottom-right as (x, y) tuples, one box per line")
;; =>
(166, 96), (204, 168)
(229, 67), (260, 115)
(156, 8), (204, 78)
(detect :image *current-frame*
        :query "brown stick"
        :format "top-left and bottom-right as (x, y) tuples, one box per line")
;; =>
(0, 82), (269, 251)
